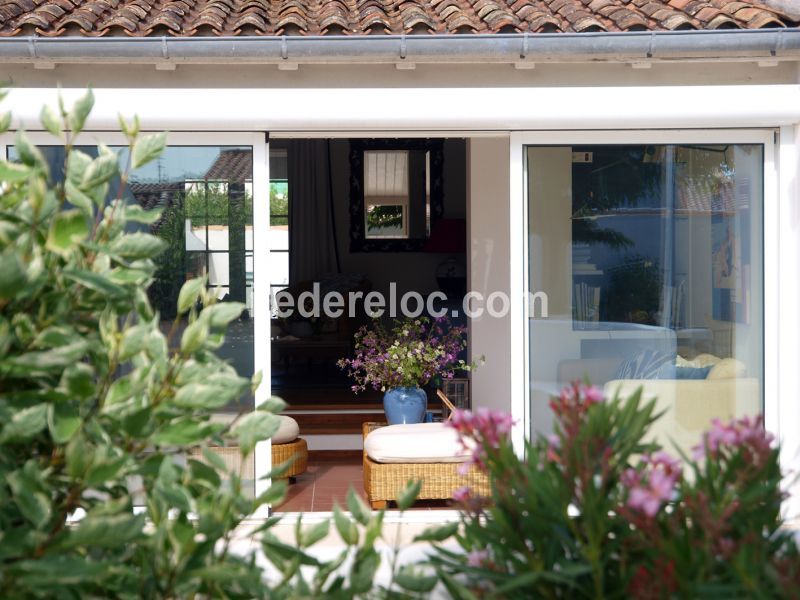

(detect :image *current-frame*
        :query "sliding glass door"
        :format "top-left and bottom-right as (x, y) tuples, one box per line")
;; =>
(523, 134), (770, 458)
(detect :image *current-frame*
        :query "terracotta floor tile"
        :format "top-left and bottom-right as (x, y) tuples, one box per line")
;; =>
(275, 456), (454, 513)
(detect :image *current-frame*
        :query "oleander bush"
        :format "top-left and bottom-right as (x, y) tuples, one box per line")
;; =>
(432, 383), (800, 598)
(0, 91), (436, 599)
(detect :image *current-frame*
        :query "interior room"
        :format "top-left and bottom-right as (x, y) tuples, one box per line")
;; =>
(267, 137), (470, 511)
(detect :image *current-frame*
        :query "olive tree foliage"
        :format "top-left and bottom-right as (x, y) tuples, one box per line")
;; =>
(0, 90), (439, 600)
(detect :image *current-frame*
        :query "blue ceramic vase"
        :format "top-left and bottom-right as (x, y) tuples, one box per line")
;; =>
(383, 387), (427, 425)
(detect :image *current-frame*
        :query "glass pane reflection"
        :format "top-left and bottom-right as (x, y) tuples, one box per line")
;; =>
(527, 144), (764, 458)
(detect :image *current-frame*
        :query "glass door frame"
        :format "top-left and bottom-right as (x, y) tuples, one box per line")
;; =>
(509, 128), (785, 476)
(0, 130), (273, 516)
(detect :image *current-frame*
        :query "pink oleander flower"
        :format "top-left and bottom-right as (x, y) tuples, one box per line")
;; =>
(549, 381), (605, 422)
(692, 414), (774, 461)
(453, 486), (472, 504)
(447, 408), (515, 473)
(546, 434), (561, 463)
(466, 549), (490, 568)
(624, 451), (681, 518)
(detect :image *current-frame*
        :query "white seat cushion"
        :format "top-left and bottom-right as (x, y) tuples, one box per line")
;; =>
(364, 422), (473, 464)
(273, 415), (300, 445)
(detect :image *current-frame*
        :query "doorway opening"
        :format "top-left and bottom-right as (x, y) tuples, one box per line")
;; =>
(268, 138), (471, 512)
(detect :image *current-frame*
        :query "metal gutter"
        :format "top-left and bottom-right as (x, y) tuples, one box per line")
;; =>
(1, 29), (799, 65)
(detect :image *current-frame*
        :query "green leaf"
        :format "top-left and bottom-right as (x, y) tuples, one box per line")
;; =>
(396, 479), (422, 511)
(46, 210), (88, 255)
(255, 480), (287, 508)
(69, 88), (94, 135)
(85, 455), (128, 487)
(173, 382), (240, 409)
(7, 468), (51, 530)
(0, 160), (32, 182)
(134, 288), (155, 320)
(350, 548), (380, 594)
(63, 269), (126, 297)
(10, 556), (112, 586)
(33, 326), (76, 348)
(66, 149), (92, 186)
(60, 363), (95, 400)
(0, 111), (11, 134)
(251, 369), (264, 394)
(438, 571), (481, 600)
(232, 412), (280, 456)
(104, 376), (138, 408)
(347, 488), (372, 526)
(395, 567), (439, 593)
(0, 404), (47, 443)
(110, 233), (166, 260)
(60, 513), (144, 549)
(177, 277), (205, 315)
(66, 434), (92, 478)
(200, 446), (228, 472)
(132, 132), (168, 169)
(80, 152), (119, 191)
(107, 267), (151, 286)
(299, 520), (330, 549)
(363, 510), (384, 548)
(413, 521), (459, 543)
(47, 402), (81, 444)
(155, 481), (193, 512)
(180, 319), (209, 355)
(15, 130), (47, 173)
(118, 114), (140, 139)
(0, 250), (27, 299)
(118, 324), (149, 361)
(258, 396), (287, 414)
(187, 458), (221, 487)
(125, 204), (162, 224)
(333, 505), (359, 545)
(153, 419), (212, 446)
(204, 301), (244, 328)
(40, 104), (62, 137)
(120, 407), (150, 438)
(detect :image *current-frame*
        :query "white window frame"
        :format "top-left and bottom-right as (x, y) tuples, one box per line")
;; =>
(0, 131), (273, 518)
(509, 129), (796, 506)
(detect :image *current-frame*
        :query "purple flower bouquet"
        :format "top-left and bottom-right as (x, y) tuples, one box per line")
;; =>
(337, 316), (473, 393)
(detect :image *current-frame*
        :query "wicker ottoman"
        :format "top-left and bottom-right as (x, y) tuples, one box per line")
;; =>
(362, 422), (490, 509)
(272, 437), (308, 482)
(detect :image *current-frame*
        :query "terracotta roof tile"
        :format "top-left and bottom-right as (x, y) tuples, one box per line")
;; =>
(0, 0), (793, 36)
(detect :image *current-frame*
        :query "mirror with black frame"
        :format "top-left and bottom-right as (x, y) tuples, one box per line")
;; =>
(349, 139), (444, 252)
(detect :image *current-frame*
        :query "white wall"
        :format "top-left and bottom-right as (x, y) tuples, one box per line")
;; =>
(0, 61), (796, 92)
(468, 137), (512, 414)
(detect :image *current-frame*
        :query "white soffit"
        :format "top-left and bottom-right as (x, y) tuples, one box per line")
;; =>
(4, 85), (800, 132)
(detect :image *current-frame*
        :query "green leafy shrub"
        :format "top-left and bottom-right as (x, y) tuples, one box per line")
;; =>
(0, 91), (429, 599)
(432, 383), (800, 598)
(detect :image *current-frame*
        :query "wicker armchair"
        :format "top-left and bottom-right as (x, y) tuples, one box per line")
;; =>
(361, 391), (490, 508)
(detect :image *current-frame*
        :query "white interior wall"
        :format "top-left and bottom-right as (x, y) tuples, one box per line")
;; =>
(468, 137), (512, 414)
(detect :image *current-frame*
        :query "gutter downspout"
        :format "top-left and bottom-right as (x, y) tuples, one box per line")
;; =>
(2, 29), (800, 65)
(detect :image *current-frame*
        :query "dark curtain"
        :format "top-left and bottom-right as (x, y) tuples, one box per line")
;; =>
(288, 140), (338, 283)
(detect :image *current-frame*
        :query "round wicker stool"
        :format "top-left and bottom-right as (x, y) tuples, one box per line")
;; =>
(271, 437), (308, 482)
